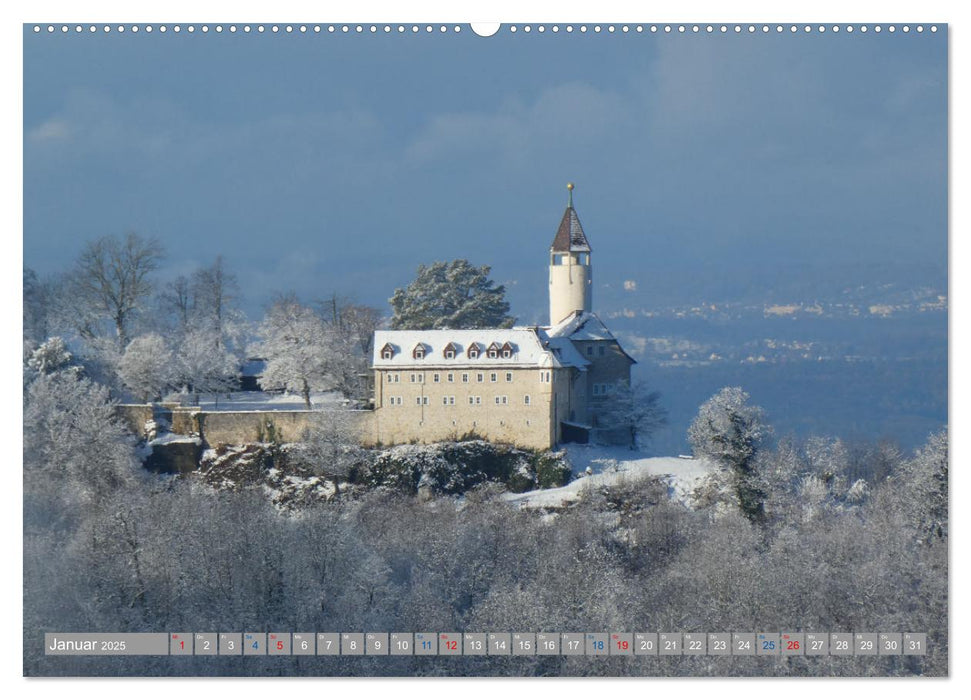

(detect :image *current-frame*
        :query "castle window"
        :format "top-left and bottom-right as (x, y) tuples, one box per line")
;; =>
(490, 372), (498, 383)
(443, 395), (456, 406)
(462, 373), (469, 383)
(433, 373), (440, 383)
(495, 395), (508, 405)
(412, 344), (427, 360)
(380, 342), (395, 360)
(410, 373), (424, 383)
(505, 372), (513, 382)
(586, 346), (594, 356)
(469, 395), (481, 406)
(447, 373), (454, 383)
(476, 373), (484, 383)
(524, 395), (531, 405)
(443, 342), (458, 359)
(540, 371), (551, 383)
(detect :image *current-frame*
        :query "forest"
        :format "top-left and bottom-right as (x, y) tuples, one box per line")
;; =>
(23, 364), (947, 676)
(22, 233), (948, 677)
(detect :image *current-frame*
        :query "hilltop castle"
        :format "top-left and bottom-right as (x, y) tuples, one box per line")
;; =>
(368, 185), (635, 450)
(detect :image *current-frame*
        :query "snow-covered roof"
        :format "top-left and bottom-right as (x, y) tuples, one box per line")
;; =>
(373, 328), (586, 369)
(543, 311), (616, 341)
(544, 336), (591, 370)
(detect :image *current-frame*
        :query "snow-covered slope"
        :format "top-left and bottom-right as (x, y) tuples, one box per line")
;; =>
(503, 444), (716, 509)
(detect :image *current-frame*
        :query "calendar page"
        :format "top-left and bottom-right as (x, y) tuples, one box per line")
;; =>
(22, 14), (948, 679)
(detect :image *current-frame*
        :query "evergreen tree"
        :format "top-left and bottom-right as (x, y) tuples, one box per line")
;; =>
(688, 387), (770, 524)
(390, 259), (514, 330)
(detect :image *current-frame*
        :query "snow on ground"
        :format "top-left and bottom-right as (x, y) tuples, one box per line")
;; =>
(503, 443), (716, 509)
(149, 432), (202, 446)
(163, 390), (347, 411)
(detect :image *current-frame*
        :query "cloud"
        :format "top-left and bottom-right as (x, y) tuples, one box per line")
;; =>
(405, 81), (633, 165)
(27, 118), (72, 143)
(624, 280), (637, 291)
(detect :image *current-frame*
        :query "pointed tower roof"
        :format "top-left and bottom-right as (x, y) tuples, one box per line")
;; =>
(550, 183), (591, 253)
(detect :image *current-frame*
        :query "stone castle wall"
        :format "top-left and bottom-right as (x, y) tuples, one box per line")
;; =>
(115, 405), (375, 448)
(370, 366), (556, 450)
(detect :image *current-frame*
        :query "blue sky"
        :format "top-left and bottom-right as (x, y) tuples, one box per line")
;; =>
(23, 25), (947, 322)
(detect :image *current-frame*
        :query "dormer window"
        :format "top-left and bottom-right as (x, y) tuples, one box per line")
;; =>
(487, 342), (502, 359)
(412, 343), (427, 360)
(467, 343), (481, 360)
(380, 343), (396, 360)
(443, 342), (458, 360)
(501, 342), (514, 359)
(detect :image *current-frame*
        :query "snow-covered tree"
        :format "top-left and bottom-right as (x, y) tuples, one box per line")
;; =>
(317, 295), (382, 402)
(896, 428), (948, 542)
(293, 410), (364, 494)
(26, 336), (73, 375)
(255, 296), (332, 408)
(688, 387), (770, 524)
(175, 327), (240, 401)
(159, 257), (248, 358)
(594, 381), (667, 449)
(117, 333), (174, 402)
(24, 370), (137, 520)
(390, 259), (514, 330)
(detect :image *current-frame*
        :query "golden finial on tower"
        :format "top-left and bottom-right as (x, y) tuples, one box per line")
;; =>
(567, 181), (575, 207)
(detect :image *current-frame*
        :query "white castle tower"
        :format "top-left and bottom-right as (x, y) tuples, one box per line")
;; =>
(548, 182), (593, 326)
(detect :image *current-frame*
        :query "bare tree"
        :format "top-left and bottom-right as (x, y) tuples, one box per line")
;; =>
(68, 232), (164, 348)
(293, 410), (364, 495)
(159, 274), (193, 332)
(317, 295), (381, 402)
(342, 303), (381, 357)
(595, 381), (668, 449)
(193, 255), (239, 335)
(23, 267), (52, 344)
